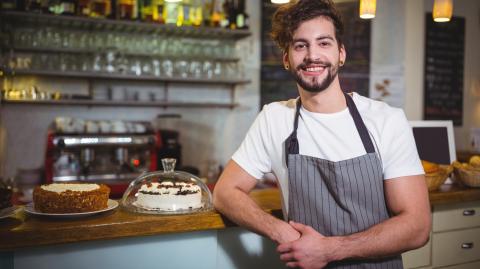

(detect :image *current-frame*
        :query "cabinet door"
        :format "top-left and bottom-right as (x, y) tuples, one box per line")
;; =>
(402, 236), (431, 269)
(438, 260), (480, 269)
(433, 201), (480, 232)
(432, 227), (480, 267)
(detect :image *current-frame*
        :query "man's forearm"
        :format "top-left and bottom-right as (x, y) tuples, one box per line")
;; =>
(214, 186), (296, 243)
(328, 213), (431, 261)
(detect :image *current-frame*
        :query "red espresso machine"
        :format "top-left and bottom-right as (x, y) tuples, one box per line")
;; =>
(44, 118), (160, 197)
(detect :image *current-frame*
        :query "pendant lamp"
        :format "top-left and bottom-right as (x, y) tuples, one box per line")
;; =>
(359, 0), (376, 19)
(433, 0), (453, 22)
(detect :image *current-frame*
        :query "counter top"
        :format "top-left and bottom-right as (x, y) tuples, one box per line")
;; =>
(1, 184), (479, 251)
(0, 189), (282, 251)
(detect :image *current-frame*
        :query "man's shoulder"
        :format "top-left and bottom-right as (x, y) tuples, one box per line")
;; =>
(262, 98), (298, 114)
(352, 92), (404, 119)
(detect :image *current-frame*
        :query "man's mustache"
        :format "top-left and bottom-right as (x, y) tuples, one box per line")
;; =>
(296, 60), (332, 70)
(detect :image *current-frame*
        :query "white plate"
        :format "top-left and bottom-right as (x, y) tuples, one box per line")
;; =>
(0, 206), (20, 220)
(24, 200), (118, 218)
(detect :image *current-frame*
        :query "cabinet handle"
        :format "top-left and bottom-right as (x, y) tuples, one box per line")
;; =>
(461, 242), (474, 249)
(463, 209), (476, 216)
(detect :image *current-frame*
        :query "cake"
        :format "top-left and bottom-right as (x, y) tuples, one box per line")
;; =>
(33, 183), (110, 213)
(134, 181), (202, 211)
(0, 181), (12, 210)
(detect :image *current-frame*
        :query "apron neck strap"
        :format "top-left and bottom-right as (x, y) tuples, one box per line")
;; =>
(285, 93), (375, 165)
(344, 92), (375, 153)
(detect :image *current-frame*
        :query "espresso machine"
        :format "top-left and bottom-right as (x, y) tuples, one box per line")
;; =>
(45, 118), (160, 197)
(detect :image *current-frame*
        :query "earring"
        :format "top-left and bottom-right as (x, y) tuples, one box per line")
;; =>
(284, 64), (289, 70)
(339, 61), (344, 66)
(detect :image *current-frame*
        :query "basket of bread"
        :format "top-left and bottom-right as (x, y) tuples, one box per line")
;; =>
(422, 160), (453, 191)
(452, 155), (480, 188)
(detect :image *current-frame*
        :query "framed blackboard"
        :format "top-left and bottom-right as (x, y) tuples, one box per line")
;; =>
(424, 13), (465, 126)
(260, 1), (371, 106)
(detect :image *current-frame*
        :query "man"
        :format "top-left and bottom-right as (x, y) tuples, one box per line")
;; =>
(213, 0), (431, 268)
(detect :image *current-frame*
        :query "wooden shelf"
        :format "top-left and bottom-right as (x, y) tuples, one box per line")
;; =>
(11, 69), (251, 85)
(7, 46), (241, 62)
(0, 11), (251, 40)
(1, 99), (239, 109)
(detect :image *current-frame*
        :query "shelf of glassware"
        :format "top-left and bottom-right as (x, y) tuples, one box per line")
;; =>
(0, 11), (251, 40)
(10, 69), (251, 85)
(0, 99), (239, 109)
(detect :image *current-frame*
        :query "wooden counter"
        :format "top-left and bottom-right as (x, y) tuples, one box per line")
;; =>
(1, 185), (479, 251)
(0, 189), (281, 251)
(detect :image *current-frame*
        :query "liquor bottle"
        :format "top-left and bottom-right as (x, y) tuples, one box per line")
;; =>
(163, 0), (180, 25)
(190, 0), (203, 26)
(0, 0), (17, 11)
(226, 0), (237, 29)
(78, 0), (91, 16)
(49, 0), (76, 15)
(140, 0), (163, 23)
(179, 0), (192, 26)
(90, 0), (111, 18)
(48, 0), (62, 14)
(202, 0), (212, 26)
(155, 0), (165, 23)
(117, 0), (138, 20)
(235, 0), (248, 29)
(210, 0), (221, 27)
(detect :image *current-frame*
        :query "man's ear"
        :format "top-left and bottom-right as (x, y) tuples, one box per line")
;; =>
(283, 51), (290, 70)
(339, 44), (346, 65)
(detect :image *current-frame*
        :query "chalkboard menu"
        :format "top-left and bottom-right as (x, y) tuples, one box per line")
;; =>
(424, 13), (465, 126)
(260, 1), (371, 106)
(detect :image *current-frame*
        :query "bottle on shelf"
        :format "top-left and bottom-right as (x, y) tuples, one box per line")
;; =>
(48, 0), (77, 15)
(155, 0), (165, 23)
(210, 0), (227, 27)
(163, 0), (180, 25)
(225, 0), (236, 29)
(89, 0), (112, 18)
(178, 0), (192, 26)
(140, 0), (162, 22)
(190, 0), (203, 26)
(117, 0), (138, 20)
(202, 0), (212, 26)
(235, 0), (248, 29)
(210, 0), (221, 27)
(77, 0), (91, 16)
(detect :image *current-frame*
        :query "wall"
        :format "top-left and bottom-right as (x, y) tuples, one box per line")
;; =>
(439, 0), (480, 150)
(0, 2), (262, 179)
(372, 0), (479, 152)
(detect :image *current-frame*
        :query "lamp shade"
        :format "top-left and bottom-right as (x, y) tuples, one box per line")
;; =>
(359, 0), (376, 19)
(433, 0), (453, 22)
(271, 0), (290, 4)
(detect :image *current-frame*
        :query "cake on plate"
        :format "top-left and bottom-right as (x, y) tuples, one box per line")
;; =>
(33, 183), (110, 213)
(134, 181), (202, 211)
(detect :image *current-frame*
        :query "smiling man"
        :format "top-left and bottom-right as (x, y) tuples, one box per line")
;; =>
(213, 0), (431, 268)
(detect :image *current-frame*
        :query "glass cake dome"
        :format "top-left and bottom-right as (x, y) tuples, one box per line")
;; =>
(121, 158), (213, 214)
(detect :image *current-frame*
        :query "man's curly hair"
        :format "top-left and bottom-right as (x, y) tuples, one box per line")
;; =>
(270, 0), (344, 52)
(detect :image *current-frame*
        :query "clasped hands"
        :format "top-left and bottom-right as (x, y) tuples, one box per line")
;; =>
(277, 221), (335, 269)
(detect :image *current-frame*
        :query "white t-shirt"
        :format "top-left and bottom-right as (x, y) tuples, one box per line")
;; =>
(232, 93), (424, 214)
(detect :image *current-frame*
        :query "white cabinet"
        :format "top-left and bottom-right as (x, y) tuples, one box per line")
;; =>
(403, 201), (480, 269)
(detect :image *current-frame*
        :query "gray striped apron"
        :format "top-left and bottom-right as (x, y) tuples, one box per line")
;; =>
(285, 93), (403, 268)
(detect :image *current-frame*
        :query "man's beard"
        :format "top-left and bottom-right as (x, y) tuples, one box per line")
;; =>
(289, 60), (339, 93)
